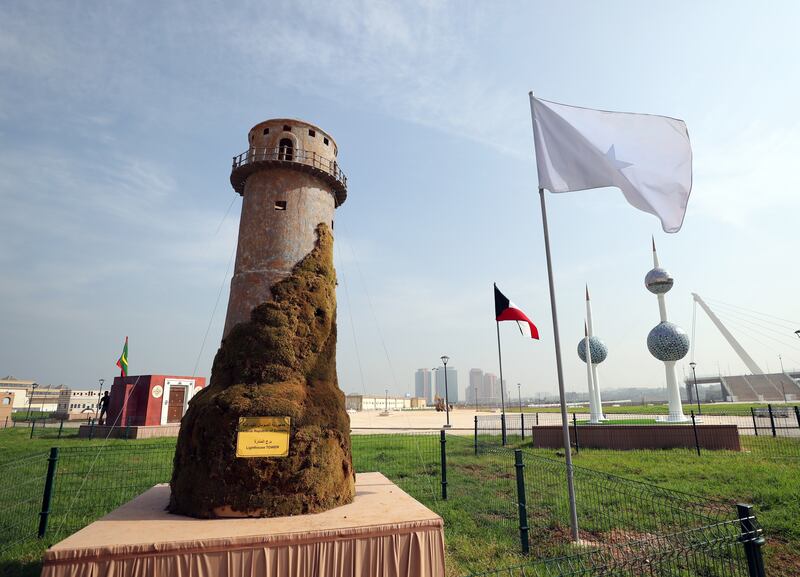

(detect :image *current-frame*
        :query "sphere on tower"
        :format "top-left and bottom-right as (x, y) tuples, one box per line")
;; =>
(645, 267), (674, 294)
(647, 321), (690, 361)
(577, 336), (608, 364)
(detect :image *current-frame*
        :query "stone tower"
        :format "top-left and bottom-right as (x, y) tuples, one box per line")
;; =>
(224, 119), (347, 336)
(169, 119), (354, 518)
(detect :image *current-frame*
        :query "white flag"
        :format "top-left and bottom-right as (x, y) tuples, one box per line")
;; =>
(531, 95), (692, 233)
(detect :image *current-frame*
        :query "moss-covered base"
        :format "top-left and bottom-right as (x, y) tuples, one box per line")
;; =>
(169, 224), (355, 518)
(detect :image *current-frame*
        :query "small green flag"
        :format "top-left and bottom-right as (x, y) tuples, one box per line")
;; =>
(116, 337), (128, 377)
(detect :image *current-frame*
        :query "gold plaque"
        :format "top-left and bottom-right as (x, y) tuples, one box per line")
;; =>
(236, 417), (290, 458)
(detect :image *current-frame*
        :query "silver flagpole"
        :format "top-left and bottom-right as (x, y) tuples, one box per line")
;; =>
(530, 91), (580, 542)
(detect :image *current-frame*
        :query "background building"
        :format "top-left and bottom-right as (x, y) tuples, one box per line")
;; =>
(0, 392), (13, 426)
(0, 377), (63, 412)
(107, 375), (206, 427)
(466, 368), (483, 406)
(414, 369), (433, 404)
(434, 366), (459, 404)
(56, 389), (102, 419)
(345, 394), (426, 411)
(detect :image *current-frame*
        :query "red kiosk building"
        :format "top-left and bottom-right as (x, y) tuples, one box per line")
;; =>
(107, 375), (206, 427)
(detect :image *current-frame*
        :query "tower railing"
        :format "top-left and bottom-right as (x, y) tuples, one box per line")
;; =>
(231, 147), (347, 200)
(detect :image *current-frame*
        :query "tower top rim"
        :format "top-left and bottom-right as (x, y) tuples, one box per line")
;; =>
(248, 118), (339, 151)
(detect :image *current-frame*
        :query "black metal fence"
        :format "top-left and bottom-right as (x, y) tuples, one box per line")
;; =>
(0, 451), (50, 552)
(0, 429), (768, 577)
(462, 516), (762, 576)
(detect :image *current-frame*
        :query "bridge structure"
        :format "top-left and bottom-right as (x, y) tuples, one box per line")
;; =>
(686, 293), (800, 402)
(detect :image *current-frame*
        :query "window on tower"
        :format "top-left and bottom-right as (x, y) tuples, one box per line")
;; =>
(274, 201), (287, 211)
(283, 125), (291, 132)
(308, 129), (315, 137)
(278, 138), (294, 161)
(323, 137), (329, 145)
(263, 128), (269, 135)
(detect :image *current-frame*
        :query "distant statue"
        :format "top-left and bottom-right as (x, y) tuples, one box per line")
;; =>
(98, 391), (110, 425)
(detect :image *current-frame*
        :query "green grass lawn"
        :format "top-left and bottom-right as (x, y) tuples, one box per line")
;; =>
(1, 428), (798, 577)
(9, 411), (54, 422)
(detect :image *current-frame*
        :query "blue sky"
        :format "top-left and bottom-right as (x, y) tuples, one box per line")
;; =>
(2, 1), (800, 399)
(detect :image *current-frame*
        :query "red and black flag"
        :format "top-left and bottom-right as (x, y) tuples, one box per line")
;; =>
(494, 284), (539, 339)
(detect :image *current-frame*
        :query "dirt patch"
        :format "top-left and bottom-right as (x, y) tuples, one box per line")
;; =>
(169, 224), (355, 518)
(764, 537), (800, 577)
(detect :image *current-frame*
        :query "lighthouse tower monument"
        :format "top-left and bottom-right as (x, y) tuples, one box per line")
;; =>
(224, 119), (347, 335)
(170, 119), (355, 518)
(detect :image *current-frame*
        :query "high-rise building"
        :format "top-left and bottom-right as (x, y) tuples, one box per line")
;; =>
(414, 369), (433, 404)
(468, 369), (483, 406)
(482, 372), (501, 406)
(434, 366), (459, 404)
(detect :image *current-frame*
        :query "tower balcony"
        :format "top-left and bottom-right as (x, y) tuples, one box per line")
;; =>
(231, 147), (347, 207)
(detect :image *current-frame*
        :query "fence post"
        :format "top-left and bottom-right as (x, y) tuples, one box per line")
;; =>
(4, 416), (7, 428)
(38, 447), (59, 538)
(751, 407), (758, 436)
(768, 404), (776, 438)
(521, 412), (525, 440)
(30, 419), (36, 439)
(572, 413), (579, 454)
(690, 411), (701, 456)
(58, 419), (64, 439)
(736, 503), (766, 577)
(514, 449), (530, 555)
(794, 405), (800, 432)
(474, 415), (478, 455)
(501, 413), (507, 446)
(439, 430), (448, 500)
(535, 412), (539, 426)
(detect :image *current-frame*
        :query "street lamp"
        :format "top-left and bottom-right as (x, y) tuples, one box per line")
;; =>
(689, 362), (701, 416)
(778, 355), (787, 403)
(98, 378), (105, 416)
(517, 383), (523, 413)
(26, 383), (39, 421)
(441, 355), (451, 428)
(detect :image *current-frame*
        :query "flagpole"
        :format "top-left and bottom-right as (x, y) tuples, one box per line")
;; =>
(531, 91), (580, 542)
(495, 320), (507, 446)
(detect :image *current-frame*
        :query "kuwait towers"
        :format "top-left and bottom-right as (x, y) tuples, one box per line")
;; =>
(577, 287), (607, 423)
(645, 239), (690, 422)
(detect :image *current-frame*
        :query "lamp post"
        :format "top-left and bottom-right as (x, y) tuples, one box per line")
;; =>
(26, 383), (39, 420)
(778, 355), (787, 403)
(97, 378), (105, 417)
(517, 383), (523, 413)
(441, 355), (451, 428)
(385, 388), (389, 412)
(689, 362), (701, 415)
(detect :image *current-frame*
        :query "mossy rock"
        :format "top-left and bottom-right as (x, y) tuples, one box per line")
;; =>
(169, 224), (355, 518)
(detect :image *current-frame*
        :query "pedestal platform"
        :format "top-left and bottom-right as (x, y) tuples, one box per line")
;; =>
(41, 472), (445, 577)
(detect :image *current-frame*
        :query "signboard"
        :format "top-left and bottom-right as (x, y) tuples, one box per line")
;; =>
(236, 417), (290, 458)
(152, 385), (163, 399)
